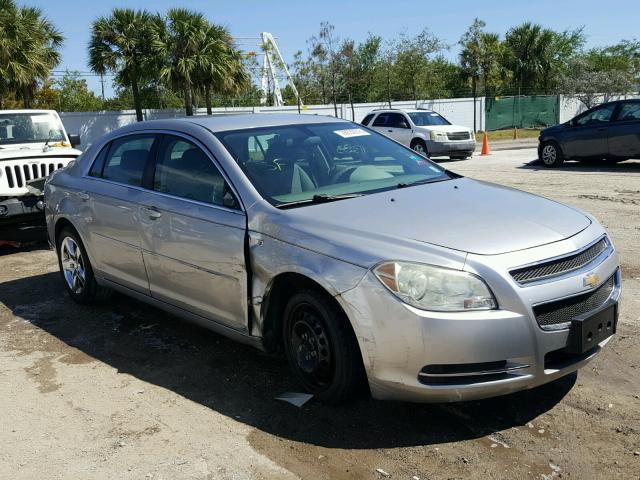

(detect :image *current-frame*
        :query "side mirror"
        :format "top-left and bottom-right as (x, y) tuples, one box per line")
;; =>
(68, 134), (81, 147)
(222, 190), (240, 210)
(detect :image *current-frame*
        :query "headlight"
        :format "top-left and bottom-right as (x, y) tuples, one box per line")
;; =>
(430, 131), (448, 142)
(374, 261), (497, 311)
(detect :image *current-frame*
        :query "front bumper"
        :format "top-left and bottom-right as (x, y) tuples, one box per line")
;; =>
(0, 196), (47, 241)
(426, 139), (476, 157)
(336, 225), (620, 403)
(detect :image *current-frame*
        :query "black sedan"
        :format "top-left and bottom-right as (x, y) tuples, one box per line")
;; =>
(538, 99), (640, 167)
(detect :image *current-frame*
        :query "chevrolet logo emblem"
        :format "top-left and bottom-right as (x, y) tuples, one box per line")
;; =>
(583, 273), (600, 288)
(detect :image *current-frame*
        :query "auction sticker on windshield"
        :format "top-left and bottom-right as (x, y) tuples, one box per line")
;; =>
(334, 128), (371, 138)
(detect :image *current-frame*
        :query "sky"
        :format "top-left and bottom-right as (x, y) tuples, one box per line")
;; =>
(29, 0), (640, 98)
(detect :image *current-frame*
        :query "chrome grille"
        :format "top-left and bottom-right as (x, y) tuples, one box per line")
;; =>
(511, 238), (608, 284)
(447, 131), (471, 141)
(533, 274), (615, 330)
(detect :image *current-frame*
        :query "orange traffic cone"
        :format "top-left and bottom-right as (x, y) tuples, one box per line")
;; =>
(513, 127), (519, 140)
(481, 131), (490, 156)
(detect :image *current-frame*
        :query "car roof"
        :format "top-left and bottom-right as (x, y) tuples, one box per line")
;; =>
(370, 109), (435, 114)
(128, 113), (351, 134)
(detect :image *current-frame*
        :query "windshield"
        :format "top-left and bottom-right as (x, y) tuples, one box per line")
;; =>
(216, 122), (453, 207)
(407, 111), (451, 126)
(0, 112), (66, 145)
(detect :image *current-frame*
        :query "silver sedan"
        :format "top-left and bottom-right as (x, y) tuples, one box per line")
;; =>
(45, 114), (621, 403)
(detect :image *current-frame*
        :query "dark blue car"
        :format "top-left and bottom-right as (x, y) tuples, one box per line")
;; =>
(538, 99), (640, 167)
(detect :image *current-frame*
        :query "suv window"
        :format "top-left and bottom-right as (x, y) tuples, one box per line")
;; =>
(616, 102), (640, 121)
(102, 135), (155, 186)
(361, 114), (374, 126)
(576, 104), (616, 126)
(372, 113), (388, 126)
(153, 135), (234, 207)
(388, 113), (410, 128)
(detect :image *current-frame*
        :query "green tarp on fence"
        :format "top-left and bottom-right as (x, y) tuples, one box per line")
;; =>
(485, 95), (559, 130)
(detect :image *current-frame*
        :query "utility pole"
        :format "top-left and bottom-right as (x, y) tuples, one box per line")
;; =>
(100, 73), (105, 101)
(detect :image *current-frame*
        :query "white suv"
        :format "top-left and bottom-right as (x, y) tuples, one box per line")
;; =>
(362, 109), (475, 159)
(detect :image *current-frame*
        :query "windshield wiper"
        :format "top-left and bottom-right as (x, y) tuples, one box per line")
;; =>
(276, 193), (364, 209)
(396, 177), (452, 189)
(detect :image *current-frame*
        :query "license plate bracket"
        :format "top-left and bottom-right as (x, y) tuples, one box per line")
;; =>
(566, 301), (617, 354)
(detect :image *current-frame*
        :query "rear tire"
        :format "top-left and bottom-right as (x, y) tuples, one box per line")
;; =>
(56, 226), (111, 304)
(540, 141), (564, 167)
(282, 289), (364, 404)
(410, 139), (429, 158)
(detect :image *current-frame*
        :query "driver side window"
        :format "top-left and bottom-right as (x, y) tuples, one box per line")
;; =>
(576, 104), (616, 126)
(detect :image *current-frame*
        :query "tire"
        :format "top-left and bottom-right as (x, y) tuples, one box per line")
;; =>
(410, 139), (429, 157)
(540, 141), (564, 167)
(56, 226), (112, 304)
(282, 288), (364, 403)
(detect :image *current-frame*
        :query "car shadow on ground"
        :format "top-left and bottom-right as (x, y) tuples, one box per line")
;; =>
(0, 271), (576, 449)
(519, 158), (640, 172)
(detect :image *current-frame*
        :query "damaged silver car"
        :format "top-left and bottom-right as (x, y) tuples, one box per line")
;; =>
(45, 114), (621, 403)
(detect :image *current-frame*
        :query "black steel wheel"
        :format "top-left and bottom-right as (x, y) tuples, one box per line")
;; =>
(282, 289), (364, 403)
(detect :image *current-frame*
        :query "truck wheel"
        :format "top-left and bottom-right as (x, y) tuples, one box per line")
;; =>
(282, 289), (364, 404)
(56, 227), (111, 304)
(410, 139), (429, 157)
(540, 141), (564, 167)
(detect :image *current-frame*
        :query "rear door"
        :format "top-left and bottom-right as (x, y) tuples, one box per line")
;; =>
(563, 103), (616, 159)
(137, 134), (249, 331)
(84, 134), (158, 294)
(608, 102), (640, 159)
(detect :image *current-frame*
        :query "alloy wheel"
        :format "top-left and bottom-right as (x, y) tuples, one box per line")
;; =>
(60, 236), (86, 294)
(542, 144), (557, 165)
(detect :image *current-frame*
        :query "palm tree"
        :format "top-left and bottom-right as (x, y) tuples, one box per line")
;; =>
(89, 8), (157, 121)
(153, 9), (209, 116)
(0, 0), (63, 108)
(504, 22), (555, 94)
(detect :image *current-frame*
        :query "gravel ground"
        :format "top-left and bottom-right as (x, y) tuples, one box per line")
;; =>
(1, 150), (639, 480)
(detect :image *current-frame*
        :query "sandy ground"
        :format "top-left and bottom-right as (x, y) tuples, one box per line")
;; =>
(1, 150), (639, 480)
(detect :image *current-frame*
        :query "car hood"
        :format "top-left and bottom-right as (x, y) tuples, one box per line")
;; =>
(257, 178), (591, 265)
(0, 143), (81, 160)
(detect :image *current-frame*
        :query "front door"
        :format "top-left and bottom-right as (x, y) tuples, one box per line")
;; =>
(563, 103), (616, 159)
(85, 134), (159, 294)
(138, 134), (248, 331)
(371, 112), (412, 145)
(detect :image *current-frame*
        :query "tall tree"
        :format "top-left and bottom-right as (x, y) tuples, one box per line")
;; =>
(0, 0), (63, 108)
(394, 28), (445, 101)
(318, 22), (340, 116)
(459, 19), (485, 131)
(89, 8), (157, 121)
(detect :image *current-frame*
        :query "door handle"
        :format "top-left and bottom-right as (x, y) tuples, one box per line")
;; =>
(387, 129), (393, 132)
(597, 127), (607, 131)
(141, 206), (162, 220)
(76, 191), (90, 201)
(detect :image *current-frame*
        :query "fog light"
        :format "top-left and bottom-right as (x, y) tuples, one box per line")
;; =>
(36, 200), (45, 211)
(0, 205), (8, 216)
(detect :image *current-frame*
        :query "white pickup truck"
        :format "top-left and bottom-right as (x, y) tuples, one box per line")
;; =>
(0, 110), (82, 241)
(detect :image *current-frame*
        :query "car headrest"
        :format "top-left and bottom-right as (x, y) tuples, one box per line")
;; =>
(120, 149), (148, 172)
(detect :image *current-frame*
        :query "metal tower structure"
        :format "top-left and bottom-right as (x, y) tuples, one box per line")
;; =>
(259, 32), (302, 107)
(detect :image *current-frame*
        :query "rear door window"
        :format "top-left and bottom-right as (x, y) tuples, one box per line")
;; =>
(102, 135), (156, 186)
(372, 114), (389, 126)
(615, 102), (640, 121)
(361, 114), (374, 126)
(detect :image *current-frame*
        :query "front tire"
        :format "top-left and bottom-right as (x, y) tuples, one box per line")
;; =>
(56, 226), (111, 304)
(410, 139), (429, 158)
(540, 141), (564, 167)
(282, 289), (364, 403)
